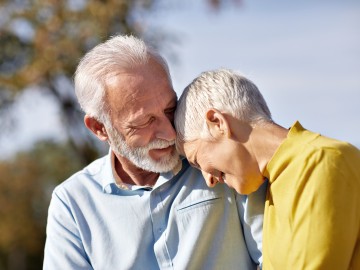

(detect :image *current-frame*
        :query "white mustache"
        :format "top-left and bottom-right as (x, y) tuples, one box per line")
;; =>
(146, 140), (175, 150)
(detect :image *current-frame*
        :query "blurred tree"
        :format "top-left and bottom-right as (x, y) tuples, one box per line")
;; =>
(0, 140), (95, 269)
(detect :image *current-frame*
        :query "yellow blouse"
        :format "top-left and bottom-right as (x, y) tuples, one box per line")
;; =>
(263, 121), (360, 270)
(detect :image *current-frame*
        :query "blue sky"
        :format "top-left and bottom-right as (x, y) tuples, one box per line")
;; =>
(152, 0), (360, 147)
(1, 0), (359, 158)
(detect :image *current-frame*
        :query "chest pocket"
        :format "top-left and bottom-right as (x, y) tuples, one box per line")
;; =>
(176, 196), (222, 213)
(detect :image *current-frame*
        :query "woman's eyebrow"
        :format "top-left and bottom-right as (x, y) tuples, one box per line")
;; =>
(189, 156), (200, 169)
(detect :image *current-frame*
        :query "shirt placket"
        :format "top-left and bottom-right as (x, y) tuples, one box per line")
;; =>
(150, 188), (174, 269)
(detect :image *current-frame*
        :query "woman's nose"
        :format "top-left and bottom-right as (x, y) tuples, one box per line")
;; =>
(202, 171), (218, 188)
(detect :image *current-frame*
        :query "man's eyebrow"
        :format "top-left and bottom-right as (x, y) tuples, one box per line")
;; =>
(166, 99), (177, 108)
(165, 104), (176, 111)
(127, 113), (153, 127)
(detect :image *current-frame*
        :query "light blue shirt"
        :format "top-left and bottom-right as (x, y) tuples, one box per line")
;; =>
(43, 152), (266, 269)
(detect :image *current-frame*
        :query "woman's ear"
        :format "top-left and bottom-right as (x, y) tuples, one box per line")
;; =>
(205, 109), (231, 139)
(84, 115), (109, 141)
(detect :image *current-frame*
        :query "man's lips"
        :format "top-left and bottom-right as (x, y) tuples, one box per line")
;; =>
(149, 145), (174, 160)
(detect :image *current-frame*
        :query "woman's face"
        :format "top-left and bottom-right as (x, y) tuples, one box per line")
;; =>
(182, 137), (265, 194)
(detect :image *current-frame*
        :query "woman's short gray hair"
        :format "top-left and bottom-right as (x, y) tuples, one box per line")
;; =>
(175, 69), (272, 143)
(74, 35), (171, 124)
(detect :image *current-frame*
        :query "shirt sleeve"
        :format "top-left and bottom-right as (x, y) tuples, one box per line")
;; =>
(236, 180), (267, 268)
(286, 159), (359, 269)
(43, 190), (93, 270)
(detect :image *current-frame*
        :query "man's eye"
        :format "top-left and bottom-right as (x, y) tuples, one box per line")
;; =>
(136, 117), (155, 128)
(165, 107), (176, 115)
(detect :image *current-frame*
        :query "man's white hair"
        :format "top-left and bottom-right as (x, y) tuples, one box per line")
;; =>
(175, 69), (272, 143)
(74, 35), (171, 124)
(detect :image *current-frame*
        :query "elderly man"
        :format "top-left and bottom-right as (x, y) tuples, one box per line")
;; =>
(43, 36), (266, 269)
(174, 68), (360, 269)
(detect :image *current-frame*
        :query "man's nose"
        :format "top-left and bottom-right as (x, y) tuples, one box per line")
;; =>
(202, 171), (218, 188)
(155, 116), (177, 141)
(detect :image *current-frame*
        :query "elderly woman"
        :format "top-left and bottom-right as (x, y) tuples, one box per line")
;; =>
(174, 69), (360, 270)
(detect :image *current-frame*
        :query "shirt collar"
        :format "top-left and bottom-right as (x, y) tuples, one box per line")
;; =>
(101, 148), (183, 193)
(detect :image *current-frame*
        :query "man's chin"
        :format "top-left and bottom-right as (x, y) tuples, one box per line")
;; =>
(111, 144), (180, 173)
(143, 153), (180, 173)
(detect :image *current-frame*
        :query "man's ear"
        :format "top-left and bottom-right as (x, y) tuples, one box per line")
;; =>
(84, 115), (109, 141)
(205, 109), (231, 139)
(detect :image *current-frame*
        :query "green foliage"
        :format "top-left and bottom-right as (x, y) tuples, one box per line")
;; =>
(0, 0), (149, 91)
(0, 140), (96, 269)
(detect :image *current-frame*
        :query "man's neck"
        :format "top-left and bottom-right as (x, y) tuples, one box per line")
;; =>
(113, 152), (159, 187)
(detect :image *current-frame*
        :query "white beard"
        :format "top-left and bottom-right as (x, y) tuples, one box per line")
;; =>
(105, 124), (180, 173)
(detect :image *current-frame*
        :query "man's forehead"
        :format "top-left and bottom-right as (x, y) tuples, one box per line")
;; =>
(106, 68), (175, 102)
